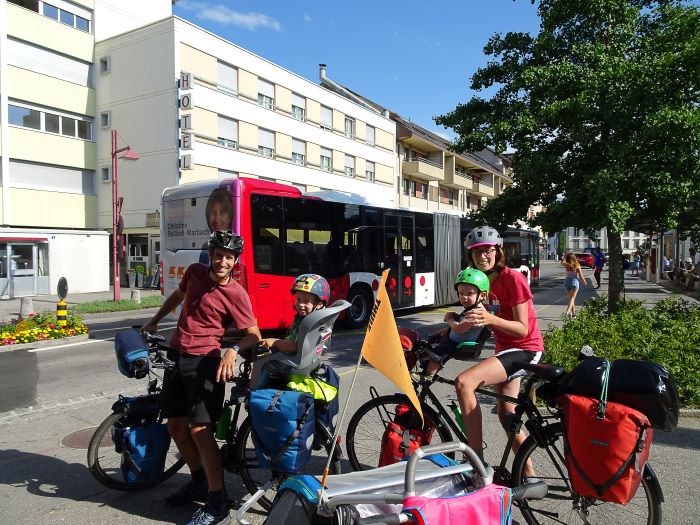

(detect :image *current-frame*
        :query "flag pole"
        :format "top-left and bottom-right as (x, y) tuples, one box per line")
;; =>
(317, 328), (366, 504)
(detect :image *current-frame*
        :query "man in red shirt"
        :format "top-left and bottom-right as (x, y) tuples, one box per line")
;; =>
(142, 230), (261, 525)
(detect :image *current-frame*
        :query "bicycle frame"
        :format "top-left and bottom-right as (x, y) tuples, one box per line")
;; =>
(408, 371), (562, 485)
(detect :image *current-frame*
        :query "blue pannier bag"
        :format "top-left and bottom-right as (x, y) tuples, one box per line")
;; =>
(115, 329), (150, 379)
(311, 364), (340, 444)
(120, 422), (171, 483)
(249, 389), (315, 473)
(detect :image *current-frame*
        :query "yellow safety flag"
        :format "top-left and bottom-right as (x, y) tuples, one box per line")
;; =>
(360, 269), (423, 422)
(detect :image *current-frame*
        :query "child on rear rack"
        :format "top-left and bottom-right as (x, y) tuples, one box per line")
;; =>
(422, 268), (490, 377)
(261, 273), (330, 355)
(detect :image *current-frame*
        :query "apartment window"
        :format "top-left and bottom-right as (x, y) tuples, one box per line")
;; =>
(42, 2), (58, 19)
(9, 1), (39, 13)
(415, 182), (427, 199)
(100, 111), (111, 128)
(320, 147), (332, 172)
(291, 93), (305, 121)
(624, 239), (630, 249)
(9, 103), (92, 139)
(258, 78), (275, 110)
(75, 15), (89, 31)
(59, 9), (74, 26)
(429, 186), (439, 202)
(99, 56), (110, 74)
(292, 138), (306, 165)
(402, 178), (410, 195)
(345, 117), (355, 139)
(61, 116), (76, 137)
(217, 61), (237, 95)
(366, 125), (375, 145)
(9, 105), (40, 129)
(365, 161), (375, 182)
(258, 128), (275, 158)
(320, 105), (332, 130)
(345, 155), (355, 177)
(45, 113), (60, 133)
(101, 166), (111, 182)
(217, 115), (238, 149)
(77, 119), (91, 139)
(573, 240), (580, 250)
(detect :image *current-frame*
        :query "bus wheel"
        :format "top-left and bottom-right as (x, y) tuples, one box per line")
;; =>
(345, 287), (372, 328)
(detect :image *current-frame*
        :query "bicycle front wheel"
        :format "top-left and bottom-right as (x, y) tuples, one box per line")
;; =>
(511, 423), (662, 525)
(234, 416), (342, 511)
(87, 410), (186, 491)
(346, 393), (453, 471)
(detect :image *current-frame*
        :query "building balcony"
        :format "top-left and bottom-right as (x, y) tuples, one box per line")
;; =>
(443, 156), (472, 189)
(402, 158), (444, 182)
(471, 175), (495, 197)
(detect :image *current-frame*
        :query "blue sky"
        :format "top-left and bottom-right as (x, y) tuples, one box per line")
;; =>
(173, 0), (541, 139)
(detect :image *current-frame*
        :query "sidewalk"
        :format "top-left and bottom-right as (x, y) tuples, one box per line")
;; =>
(0, 287), (162, 324)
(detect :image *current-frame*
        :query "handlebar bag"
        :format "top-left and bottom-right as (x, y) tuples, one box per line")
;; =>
(403, 484), (512, 525)
(119, 422), (171, 483)
(114, 329), (150, 379)
(561, 393), (653, 504)
(378, 404), (435, 467)
(249, 389), (315, 473)
(556, 357), (679, 431)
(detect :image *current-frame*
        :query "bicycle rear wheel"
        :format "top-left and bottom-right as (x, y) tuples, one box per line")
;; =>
(87, 410), (186, 491)
(345, 393), (453, 471)
(511, 423), (662, 525)
(234, 416), (342, 511)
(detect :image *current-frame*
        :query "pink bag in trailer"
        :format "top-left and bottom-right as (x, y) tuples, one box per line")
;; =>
(403, 483), (512, 525)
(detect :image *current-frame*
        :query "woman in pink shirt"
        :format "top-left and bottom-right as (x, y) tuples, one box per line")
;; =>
(454, 226), (543, 475)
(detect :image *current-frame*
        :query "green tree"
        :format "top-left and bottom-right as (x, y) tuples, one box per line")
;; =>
(436, 0), (700, 311)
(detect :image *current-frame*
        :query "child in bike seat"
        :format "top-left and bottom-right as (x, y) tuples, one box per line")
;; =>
(423, 268), (490, 376)
(260, 273), (330, 355)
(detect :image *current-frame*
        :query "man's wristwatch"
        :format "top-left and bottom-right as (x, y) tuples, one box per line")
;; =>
(231, 344), (240, 354)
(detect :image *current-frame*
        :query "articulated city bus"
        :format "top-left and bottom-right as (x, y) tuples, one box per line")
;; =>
(161, 178), (538, 330)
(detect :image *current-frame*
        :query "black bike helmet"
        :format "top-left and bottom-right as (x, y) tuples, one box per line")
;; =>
(208, 230), (244, 255)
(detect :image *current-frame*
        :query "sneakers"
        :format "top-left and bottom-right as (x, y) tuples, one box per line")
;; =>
(165, 481), (208, 507)
(187, 503), (231, 525)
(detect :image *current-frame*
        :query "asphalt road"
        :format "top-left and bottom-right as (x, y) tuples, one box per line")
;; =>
(0, 261), (697, 524)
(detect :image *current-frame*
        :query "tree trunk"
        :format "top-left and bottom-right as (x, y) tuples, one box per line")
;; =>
(607, 232), (624, 312)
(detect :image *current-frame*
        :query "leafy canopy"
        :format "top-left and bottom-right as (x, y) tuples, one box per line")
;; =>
(436, 0), (700, 238)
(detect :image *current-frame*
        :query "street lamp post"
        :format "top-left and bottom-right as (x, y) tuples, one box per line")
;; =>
(111, 129), (140, 302)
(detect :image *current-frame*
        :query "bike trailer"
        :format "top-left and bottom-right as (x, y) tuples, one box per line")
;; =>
(259, 452), (477, 525)
(119, 422), (171, 483)
(114, 329), (150, 379)
(249, 388), (315, 473)
(556, 356), (679, 431)
(560, 360), (653, 504)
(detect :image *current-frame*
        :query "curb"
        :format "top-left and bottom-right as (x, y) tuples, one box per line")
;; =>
(0, 333), (89, 352)
(680, 409), (700, 418)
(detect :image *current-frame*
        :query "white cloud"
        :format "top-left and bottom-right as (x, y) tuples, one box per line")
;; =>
(176, 1), (281, 31)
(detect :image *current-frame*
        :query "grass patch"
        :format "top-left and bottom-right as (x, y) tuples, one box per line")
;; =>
(70, 294), (162, 314)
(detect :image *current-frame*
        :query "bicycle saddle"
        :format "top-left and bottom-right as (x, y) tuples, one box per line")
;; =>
(517, 362), (565, 381)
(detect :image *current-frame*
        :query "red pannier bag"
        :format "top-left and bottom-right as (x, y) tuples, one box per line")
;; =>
(378, 404), (434, 467)
(561, 393), (653, 504)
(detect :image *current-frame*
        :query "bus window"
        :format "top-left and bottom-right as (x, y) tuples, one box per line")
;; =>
(415, 212), (434, 273)
(251, 194), (283, 275)
(283, 198), (334, 276)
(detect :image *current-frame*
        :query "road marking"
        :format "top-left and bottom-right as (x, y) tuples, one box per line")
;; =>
(29, 339), (101, 352)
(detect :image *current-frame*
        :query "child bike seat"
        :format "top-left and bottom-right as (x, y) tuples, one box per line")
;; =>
(250, 300), (350, 390)
(449, 327), (492, 361)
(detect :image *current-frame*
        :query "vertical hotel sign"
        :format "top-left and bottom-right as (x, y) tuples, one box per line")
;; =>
(179, 72), (193, 171)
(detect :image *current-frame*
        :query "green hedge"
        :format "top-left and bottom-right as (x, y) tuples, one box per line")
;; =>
(70, 294), (162, 314)
(543, 296), (700, 407)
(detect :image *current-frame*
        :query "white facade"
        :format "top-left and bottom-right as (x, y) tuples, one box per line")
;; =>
(93, 17), (397, 274)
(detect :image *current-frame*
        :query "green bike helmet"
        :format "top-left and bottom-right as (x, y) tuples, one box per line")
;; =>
(454, 268), (490, 294)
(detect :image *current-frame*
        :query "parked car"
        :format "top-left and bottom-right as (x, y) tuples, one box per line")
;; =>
(576, 253), (595, 269)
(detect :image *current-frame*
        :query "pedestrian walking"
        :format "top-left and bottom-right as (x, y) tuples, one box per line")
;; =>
(593, 247), (605, 288)
(561, 252), (588, 319)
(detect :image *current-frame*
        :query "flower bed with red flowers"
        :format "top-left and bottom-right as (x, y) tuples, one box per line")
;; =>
(0, 312), (88, 346)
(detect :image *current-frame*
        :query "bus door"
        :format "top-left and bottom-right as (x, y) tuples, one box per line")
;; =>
(384, 213), (415, 309)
